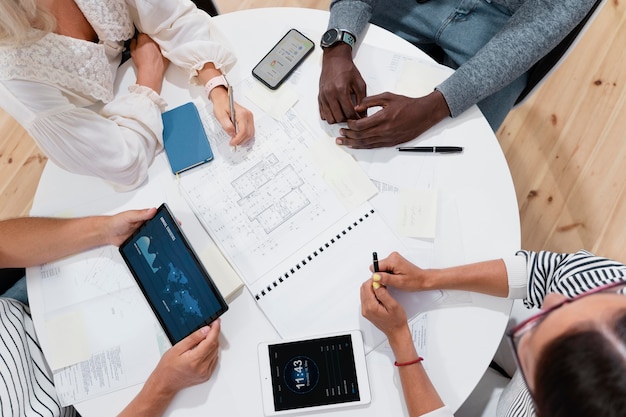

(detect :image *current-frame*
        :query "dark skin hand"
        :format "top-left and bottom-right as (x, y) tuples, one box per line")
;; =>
(318, 44), (367, 123)
(337, 90), (451, 149)
(318, 44), (452, 149)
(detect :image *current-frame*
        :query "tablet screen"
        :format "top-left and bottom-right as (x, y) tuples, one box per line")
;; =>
(120, 204), (228, 344)
(267, 334), (361, 411)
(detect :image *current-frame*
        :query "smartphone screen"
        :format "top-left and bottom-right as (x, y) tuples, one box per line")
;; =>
(252, 29), (315, 89)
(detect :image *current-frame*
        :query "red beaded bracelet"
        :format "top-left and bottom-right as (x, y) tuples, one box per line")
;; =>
(394, 357), (424, 367)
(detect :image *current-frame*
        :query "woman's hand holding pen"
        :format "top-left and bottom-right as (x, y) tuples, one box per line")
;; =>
(372, 253), (509, 298)
(361, 268), (445, 417)
(369, 251), (433, 292)
(210, 88), (255, 147)
(361, 278), (409, 337)
(198, 63), (255, 148)
(361, 277), (425, 370)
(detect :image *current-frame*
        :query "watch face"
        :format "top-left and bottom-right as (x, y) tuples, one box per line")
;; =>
(321, 28), (339, 47)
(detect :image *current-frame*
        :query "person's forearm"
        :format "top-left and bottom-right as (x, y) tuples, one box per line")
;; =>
(0, 217), (109, 267)
(388, 327), (445, 416)
(422, 90), (451, 124)
(422, 259), (509, 297)
(321, 42), (354, 66)
(197, 62), (229, 102)
(197, 62), (223, 86)
(117, 375), (177, 417)
(436, 0), (596, 116)
(135, 70), (166, 94)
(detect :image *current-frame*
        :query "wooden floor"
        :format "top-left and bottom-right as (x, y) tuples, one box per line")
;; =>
(1, 0), (624, 262)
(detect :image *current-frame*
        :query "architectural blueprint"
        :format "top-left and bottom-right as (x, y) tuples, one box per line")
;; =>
(180, 92), (374, 288)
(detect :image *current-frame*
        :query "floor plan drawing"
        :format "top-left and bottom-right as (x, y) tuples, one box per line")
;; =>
(233, 156), (309, 233)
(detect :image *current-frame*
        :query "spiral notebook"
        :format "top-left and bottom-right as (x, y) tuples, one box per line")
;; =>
(247, 203), (443, 353)
(175, 95), (442, 351)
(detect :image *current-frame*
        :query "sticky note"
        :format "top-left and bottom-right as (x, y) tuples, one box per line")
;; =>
(397, 188), (438, 239)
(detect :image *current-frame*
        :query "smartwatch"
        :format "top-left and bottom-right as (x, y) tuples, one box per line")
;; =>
(320, 28), (356, 49)
(204, 74), (229, 101)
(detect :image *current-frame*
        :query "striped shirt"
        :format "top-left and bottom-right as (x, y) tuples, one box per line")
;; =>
(0, 298), (76, 417)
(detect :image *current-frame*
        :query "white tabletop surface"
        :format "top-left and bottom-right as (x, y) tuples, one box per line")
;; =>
(28, 7), (520, 417)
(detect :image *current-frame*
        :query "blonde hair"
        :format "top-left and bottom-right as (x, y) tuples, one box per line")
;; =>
(0, 0), (56, 45)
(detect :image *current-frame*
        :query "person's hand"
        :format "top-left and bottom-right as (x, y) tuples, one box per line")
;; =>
(335, 90), (451, 149)
(104, 208), (157, 247)
(318, 44), (367, 123)
(131, 33), (170, 94)
(361, 278), (409, 339)
(150, 319), (221, 394)
(116, 320), (221, 416)
(362, 280), (444, 417)
(370, 252), (430, 292)
(210, 87), (255, 147)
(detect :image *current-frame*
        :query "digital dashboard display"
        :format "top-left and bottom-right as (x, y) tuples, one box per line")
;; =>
(120, 204), (228, 344)
(267, 334), (360, 411)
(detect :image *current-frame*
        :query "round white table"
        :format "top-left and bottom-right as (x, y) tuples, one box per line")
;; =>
(28, 7), (519, 417)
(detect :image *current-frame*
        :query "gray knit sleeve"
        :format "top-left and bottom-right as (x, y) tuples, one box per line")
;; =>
(327, 0), (376, 38)
(436, 0), (597, 117)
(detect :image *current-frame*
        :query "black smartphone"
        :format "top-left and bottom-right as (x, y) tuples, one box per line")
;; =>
(252, 28), (315, 90)
(119, 203), (228, 345)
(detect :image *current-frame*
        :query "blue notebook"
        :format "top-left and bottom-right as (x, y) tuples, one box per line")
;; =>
(162, 102), (214, 174)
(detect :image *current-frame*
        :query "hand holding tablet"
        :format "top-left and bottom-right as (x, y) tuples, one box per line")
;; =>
(119, 203), (228, 345)
(120, 205), (371, 415)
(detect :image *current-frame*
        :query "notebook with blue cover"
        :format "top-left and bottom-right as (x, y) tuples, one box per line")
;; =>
(162, 102), (214, 174)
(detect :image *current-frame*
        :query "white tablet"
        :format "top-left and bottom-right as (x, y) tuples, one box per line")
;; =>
(257, 330), (371, 416)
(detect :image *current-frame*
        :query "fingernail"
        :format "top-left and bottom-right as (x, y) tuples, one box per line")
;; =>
(373, 274), (381, 282)
(372, 281), (381, 290)
(200, 326), (210, 335)
(336, 138), (343, 145)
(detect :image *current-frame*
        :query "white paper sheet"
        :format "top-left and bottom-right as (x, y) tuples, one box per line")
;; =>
(181, 89), (376, 288)
(397, 188), (438, 239)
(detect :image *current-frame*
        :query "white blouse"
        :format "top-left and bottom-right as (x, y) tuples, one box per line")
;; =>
(0, 0), (236, 190)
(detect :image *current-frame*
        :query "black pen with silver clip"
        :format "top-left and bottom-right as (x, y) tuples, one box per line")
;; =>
(397, 146), (463, 153)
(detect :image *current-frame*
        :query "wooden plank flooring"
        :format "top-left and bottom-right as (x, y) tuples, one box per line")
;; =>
(498, 0), (626, 262)
(0, 0), (624, 263)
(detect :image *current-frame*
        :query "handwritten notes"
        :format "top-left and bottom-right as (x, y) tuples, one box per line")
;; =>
(397, 188), (438, 239)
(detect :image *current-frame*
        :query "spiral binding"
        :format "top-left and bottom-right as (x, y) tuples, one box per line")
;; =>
(254, 208), (376, 300)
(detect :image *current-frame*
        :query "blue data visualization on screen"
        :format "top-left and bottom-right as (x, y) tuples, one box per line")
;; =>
(121, 206), (226, 343)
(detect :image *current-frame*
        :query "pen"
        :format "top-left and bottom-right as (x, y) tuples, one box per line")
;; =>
(397, 146), (463, 153)
(228, 85), (237, 133)
(372, 252), (379, 273)
(227, 85), (238, 151)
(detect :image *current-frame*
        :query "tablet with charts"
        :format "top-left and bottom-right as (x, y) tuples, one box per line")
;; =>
(257, 330), (371, 415)
(119, 203), (228, 345)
